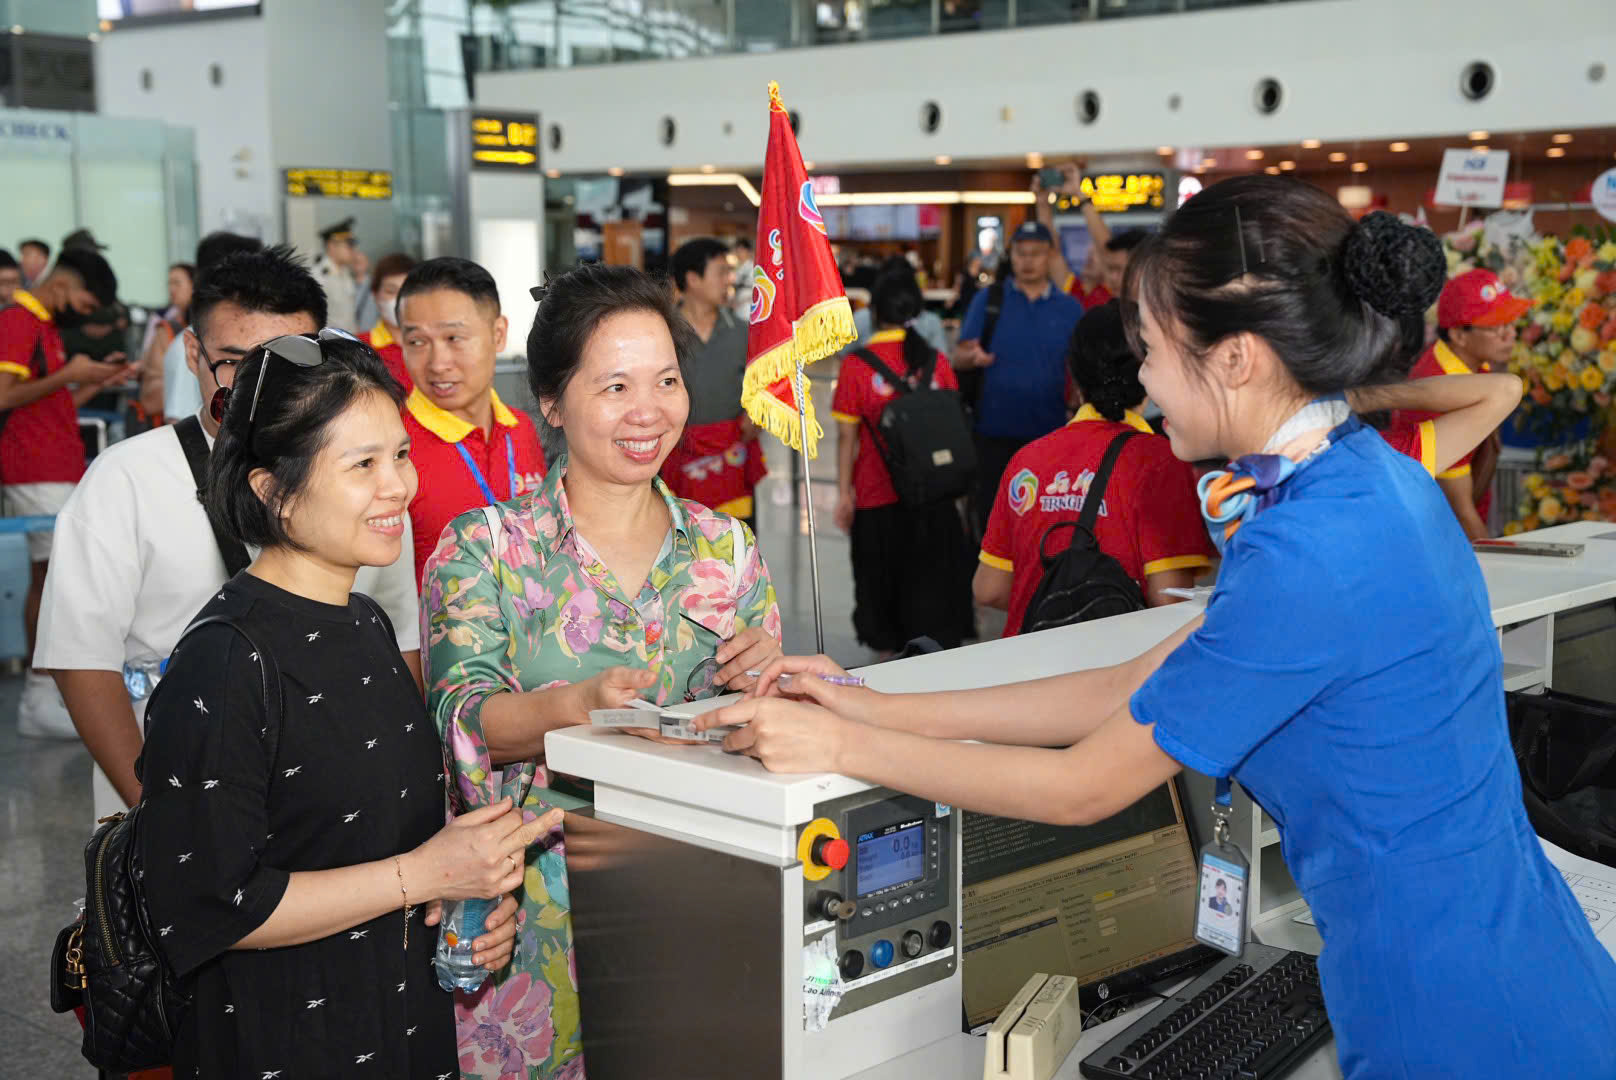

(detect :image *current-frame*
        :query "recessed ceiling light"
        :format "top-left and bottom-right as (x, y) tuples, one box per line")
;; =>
(1328, 151), (1348, 163)
(1552, 133), (1573, 144)
(544, 168), (560, 179)
(803, 160), (816, 170)
(1351, 162), (1369, 173)
(700, 164), (716, 173)
(1246, 149), (1265, 161)
(607, 167), (624, 177)
(1157, 146), (1174, 155)
(1472, 145), (1490, 153)
(1547, 147), (1567, 158)
(1279, 160), (1297, 171)
(1469, 130), (1489, 141)
(934, 155), (952, 166)
(1201, 157), (1217, 168)
(1301, 139), (1322, 150)
(1025, 152), (1045, 168)
(1264, 166), (1281, 175)
(1195, 165), (1208, 174)
(1389, 141), (1410, 152)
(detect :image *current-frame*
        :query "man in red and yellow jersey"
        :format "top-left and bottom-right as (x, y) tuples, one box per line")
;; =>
(1395, 268), (1529, 540)
(1, 247), (138, 735)
(397, 257), (546, 584)
(359, 251), (416, 394)
(975, 302), (1211, 637)
(660, 238), (766, 528)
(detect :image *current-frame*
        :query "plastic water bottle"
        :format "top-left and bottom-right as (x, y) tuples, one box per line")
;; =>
(123, 658), (167, 702)
(433, 897), (496, 992)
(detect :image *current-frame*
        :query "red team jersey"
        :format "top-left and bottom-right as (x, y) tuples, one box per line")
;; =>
(830, 329), (961, 510)
(402, 388), (546, 583)
(360, 321), (412, 395)
(979, 407), (1212, 636)
(0, 291), (87, 485)
(1063, 274), (1113, 311)
(1378, 420), (1437, 479)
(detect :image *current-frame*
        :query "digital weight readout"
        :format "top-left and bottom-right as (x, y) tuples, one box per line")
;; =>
(856, 818), (926, 896)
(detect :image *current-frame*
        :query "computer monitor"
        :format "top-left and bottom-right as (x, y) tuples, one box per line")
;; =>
(960, 777), (1214, 1030)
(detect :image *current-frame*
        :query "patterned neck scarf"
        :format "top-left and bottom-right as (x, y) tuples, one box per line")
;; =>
(1198, 397), (1352, 554)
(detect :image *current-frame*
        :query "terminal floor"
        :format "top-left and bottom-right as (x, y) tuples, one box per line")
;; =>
(0, 448), (1005, 1078)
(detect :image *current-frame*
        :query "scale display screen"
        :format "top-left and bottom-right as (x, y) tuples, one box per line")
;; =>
(856, 819), (926, 896)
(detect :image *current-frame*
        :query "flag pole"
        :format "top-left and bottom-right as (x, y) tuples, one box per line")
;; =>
(793, 359), (826, 653)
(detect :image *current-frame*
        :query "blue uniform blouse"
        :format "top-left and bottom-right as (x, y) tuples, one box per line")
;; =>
(1132, 420), (1616, 1079)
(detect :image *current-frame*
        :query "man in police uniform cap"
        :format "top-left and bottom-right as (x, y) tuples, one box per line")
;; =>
(312, 216), (361, 331)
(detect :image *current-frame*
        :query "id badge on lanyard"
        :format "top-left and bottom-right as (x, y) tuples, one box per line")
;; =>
(1194, 776), (1249, 957)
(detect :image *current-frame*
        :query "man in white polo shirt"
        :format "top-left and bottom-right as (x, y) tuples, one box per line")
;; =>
(35, 245), (422, 823)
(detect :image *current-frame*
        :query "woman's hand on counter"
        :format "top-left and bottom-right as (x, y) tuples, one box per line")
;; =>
(747, 654), (853, 699)
(715, 626), (783, 692)
(697, 695), (849, 774)
(578, 666), (658, 716)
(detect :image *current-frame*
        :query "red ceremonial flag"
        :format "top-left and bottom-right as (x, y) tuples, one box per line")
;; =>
(743, 81), (856, 460)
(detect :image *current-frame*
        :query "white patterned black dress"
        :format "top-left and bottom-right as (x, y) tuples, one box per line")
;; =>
(138, 573), (457, 1079)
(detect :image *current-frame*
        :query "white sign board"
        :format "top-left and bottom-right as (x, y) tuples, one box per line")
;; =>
(1592, 167), (1616, 224)
(1434, 148), (1510, 208)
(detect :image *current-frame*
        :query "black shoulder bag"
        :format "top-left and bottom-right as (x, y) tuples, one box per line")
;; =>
(173, 415), (251, 576)
(51, 616), (283, 1072)
(1020, 431), (1147, 633)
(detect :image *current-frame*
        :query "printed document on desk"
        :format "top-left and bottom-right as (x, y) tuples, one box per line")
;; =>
(1542, 837), (1616, 961)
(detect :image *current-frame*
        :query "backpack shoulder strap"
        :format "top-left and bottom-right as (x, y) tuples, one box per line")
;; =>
(173, 416), (252, 577)
(149, 614), (284, 780)
(981, 282), (1006, 353)
(1077, 430), (1142, 534)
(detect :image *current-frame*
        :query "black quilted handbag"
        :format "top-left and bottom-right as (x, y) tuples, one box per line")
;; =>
(50, 614), (281, 1071)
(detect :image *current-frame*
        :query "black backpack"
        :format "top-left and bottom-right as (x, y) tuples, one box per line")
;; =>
(1020, 430), (1147, 633)
(51, 614), (282, 1072)
(854, 345), (977, 508)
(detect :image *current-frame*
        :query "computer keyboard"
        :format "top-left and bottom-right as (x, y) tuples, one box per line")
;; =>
(1078, 943), (1331, 1080)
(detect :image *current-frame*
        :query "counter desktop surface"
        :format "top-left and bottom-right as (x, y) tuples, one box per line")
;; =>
(545, 521), (1616, 1080)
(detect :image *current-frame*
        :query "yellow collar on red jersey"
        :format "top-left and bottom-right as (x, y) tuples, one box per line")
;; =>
(405, 387), (518, 444)
(1069, 404), (1153, 434)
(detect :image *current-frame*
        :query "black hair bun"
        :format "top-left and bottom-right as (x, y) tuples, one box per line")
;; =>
(1341, 211), (1446, 321)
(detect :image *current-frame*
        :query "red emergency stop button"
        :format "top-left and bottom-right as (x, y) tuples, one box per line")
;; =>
(813, 836), (850, 870)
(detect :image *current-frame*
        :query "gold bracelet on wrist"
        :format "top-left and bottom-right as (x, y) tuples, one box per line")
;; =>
(393, 856), (411, 952)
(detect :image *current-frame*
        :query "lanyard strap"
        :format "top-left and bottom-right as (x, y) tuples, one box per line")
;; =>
(454, 431), (518, 506)
(1212, 776), (1234, 847)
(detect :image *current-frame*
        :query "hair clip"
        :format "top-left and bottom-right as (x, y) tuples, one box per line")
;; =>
(1233, 205), (1267, 277)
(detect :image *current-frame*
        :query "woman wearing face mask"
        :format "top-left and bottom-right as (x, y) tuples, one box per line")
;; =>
(360, 252), (418, 393)
(137, 332), (558, 1078)
(420, 263), (785, 1079)
(700, 177), (1616, 1078)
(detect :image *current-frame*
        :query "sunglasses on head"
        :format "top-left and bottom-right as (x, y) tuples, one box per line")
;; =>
(209, 327), (361, 430)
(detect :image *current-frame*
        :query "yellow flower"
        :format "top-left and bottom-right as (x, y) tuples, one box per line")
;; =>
(1600, 241), (1616, 263)
(1544, 368), (1566, 392)
(1538, 496), (1563, 524)
(1573, 326), (1601, 356)
(1576, 268), (1600, 293)
(1581, 364), (1605, 391)
(1566, 287), (1587, 308)
(1503, 521), (1524, 536)
(1600, 349), (1616, 373)
(1552, 310), (1576, 333)
(1526, 473), (1548, 496)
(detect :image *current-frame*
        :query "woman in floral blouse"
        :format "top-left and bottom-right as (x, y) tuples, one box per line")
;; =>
(422, 263), (784, 1079)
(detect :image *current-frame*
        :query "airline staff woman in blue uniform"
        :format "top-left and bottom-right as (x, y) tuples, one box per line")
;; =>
(700, 176), (1616, 1079)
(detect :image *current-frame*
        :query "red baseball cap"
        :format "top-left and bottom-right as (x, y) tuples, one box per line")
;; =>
(1436, 268), (1532, 329)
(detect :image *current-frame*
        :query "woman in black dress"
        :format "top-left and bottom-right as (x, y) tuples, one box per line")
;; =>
(138, 331), (559, 1079)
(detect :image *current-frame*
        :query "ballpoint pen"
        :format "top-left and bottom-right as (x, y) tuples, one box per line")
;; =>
(745, 670), (866, 688)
